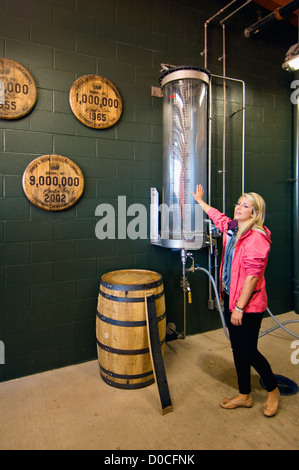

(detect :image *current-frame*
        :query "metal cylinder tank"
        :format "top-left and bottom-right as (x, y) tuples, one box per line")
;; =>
(159, 66), (210, 249)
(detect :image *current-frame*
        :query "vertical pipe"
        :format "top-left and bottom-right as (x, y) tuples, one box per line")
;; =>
(202, 2), (248, 312)
(204, 22), (208, 69)
(204, 1), (249, 200)
(294, 75), (299, 313)
(181, 249), (187, 338)
(241, 80), (246, 193)
(208, 80), (212, 206)
(222, 24), (226, 213)
(212, 74), (246, 196)
(208, 80), (213, 307)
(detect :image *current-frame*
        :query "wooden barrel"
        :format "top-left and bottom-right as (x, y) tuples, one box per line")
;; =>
(96, 269), (166, 389)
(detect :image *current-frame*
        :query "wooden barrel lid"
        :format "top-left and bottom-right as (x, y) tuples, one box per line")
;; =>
(101, 270), (163, 290)
(0, 58), (37, 119)
(69, 74), (123, 129)
(22, 154), (84, 211)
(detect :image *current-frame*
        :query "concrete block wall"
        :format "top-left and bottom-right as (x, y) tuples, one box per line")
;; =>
(0, 0), (297, 380)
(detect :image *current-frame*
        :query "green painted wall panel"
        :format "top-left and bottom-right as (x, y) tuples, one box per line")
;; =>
(0, 0), (297, 381)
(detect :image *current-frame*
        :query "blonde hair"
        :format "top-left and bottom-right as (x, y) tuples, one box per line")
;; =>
(236, 192), (266, 239)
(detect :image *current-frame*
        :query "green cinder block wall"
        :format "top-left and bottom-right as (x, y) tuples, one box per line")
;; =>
(0, 0), (297, 381)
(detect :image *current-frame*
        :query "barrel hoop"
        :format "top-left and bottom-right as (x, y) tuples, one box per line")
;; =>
(96, 310), (166, 327)
(99, 364), (153, 380)
(99, 288), (164, 302)
(100, 277), (162, 291)
(100, 372), (155, 389)
(96, 337), (165, 355)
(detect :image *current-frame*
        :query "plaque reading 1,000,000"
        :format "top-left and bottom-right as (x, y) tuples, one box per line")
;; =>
(69, 74), (123, 129)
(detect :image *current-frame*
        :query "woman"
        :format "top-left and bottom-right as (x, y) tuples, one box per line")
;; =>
(192, 184), (280, 417)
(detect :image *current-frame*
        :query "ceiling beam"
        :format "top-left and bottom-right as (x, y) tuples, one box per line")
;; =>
(253, 0), (298, 26)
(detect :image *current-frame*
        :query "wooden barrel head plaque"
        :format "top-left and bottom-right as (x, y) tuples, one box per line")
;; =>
(0, 58), (37, 119)
(69, 74), (122, 129)
(22, 155), (84, 211)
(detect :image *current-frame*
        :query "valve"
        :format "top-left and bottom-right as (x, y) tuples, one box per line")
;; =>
(181, 277), (192, 303)
(166, 322), (184, 339)
(187, 286), (192, 304)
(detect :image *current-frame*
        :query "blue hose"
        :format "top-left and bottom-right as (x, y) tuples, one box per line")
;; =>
(260, 308), (299, 339)
(193, 265), (299, 340)
(192, 266), (230, 339)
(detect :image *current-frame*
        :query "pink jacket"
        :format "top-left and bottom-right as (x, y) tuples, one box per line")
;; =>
(207, 208), (271, 313)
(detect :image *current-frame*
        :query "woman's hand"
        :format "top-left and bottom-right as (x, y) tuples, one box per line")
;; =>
(191, 184), (204, 204)
(191, 184), (213, 214)
(231, 308), (243, 326)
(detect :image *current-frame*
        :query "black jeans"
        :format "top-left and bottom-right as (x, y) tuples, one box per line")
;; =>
(224, 294), (277, 394)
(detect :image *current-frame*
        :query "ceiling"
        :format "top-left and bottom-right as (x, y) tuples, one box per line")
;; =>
(253, 0), (298, 26)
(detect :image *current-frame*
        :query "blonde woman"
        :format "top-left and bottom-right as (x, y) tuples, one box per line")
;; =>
(192, 184), (280, 417)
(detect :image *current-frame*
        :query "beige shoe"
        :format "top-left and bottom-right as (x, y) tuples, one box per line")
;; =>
(263, 387), (280, 417)
(220, 394), (254, 409)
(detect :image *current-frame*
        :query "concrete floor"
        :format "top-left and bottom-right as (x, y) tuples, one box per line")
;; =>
(1, 311), (299, 450)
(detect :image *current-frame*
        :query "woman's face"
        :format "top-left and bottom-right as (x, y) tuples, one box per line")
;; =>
(234, 196), (254, 223)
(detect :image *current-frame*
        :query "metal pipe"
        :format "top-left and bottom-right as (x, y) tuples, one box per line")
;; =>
(207, 72), (246, 307)
(212, 74), (246, 194)
(222, 24), (226, 213)
(208, 79), (212, 206)
(205, 0), (239, 24)
(208, 220), (214, 308)
(181, 249), (187, 339)
(203, 0), (240, 68)
(204, 22), (208, 69)
(294, 74), (299, 313)
(204, 2), (249, 197)
(207, 80), (213, 307)
(241, 79), (246, 193)
(214, 238), (219, 292)
(219, 0), (252, 24)
(203, 3), (249, 308)
(244, 0), (299, 38)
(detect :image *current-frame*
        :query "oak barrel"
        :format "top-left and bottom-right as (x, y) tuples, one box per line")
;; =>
(96, 269), (166, 389)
